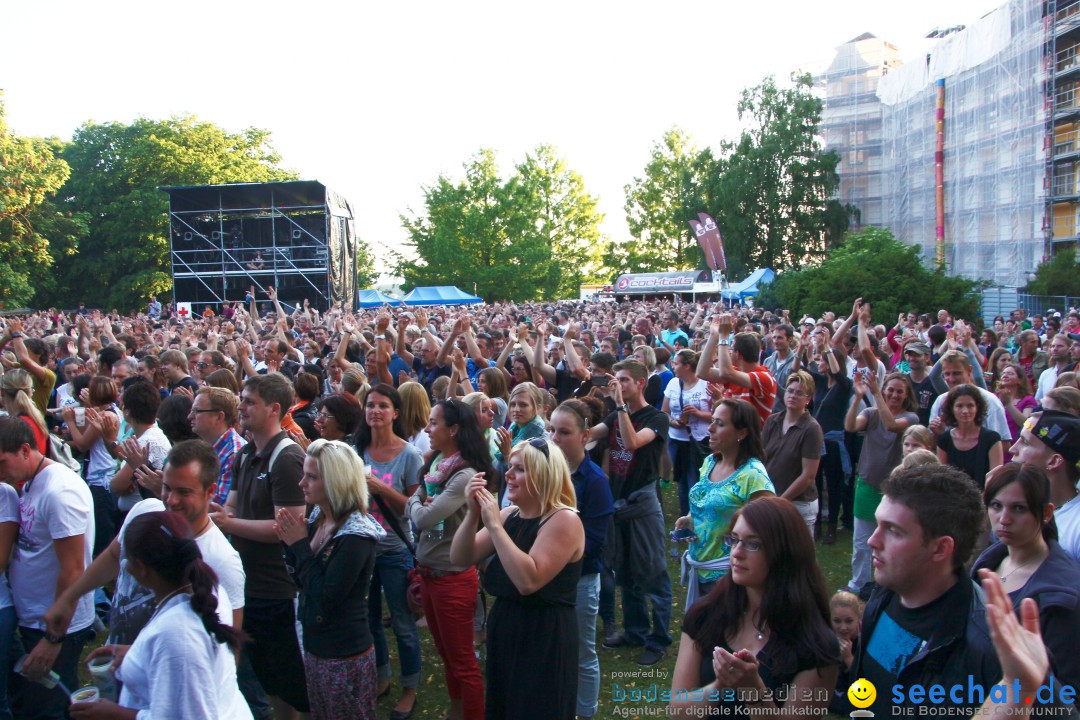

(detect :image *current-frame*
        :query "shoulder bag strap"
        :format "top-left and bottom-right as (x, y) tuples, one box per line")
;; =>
(372, 493), (416, 558)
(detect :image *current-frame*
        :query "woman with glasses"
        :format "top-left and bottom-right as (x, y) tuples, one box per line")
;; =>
(405, 399), (494, 720)
(762, 372), (823, 536)
(354, 384), (423, 719)
(669, 497), (838, 719)
(450, 437), (584, 720)
(673, 399), (774, 611)
(314, 393), (363, 442)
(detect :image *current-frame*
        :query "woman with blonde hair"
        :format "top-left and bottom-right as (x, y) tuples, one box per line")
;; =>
(494, 382), (546, 471)
(1043, 385), (1080, 416)
(0, 369), (47, 453)
(398, 381), (432, 454)
(342, 368), (371, 406)
(477, 367), (509, 430)
(450, 438), (584, 720)
(275, 439), (386, 720)
(632, 344), (664, 408)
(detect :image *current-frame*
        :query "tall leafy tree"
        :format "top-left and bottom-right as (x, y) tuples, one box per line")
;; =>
(398, 147), (607, 301)
(49, 115), (296, 309)
(622, 128), (711, 273)
(515, 144), (607, 298)
(0, 96), (87, 307)
(1024, 248), (1080, 297)
(716, 73), (854, 273)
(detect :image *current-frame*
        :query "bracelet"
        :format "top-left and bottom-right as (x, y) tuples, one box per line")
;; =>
(374, 334), (386, 340)
(9, 332), (22, 339)
(717, 338), (731, 346)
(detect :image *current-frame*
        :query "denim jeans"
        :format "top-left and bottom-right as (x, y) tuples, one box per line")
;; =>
(575, 574), (600, 717)
(14, 626), (91, 720)
(619, 569), (672, 652)
(791, 499), (819, 538)
(849, 517), (875, 592)
(598, 566), (616, 626)
(0, 606), (15, 720)
(368, 549), (421, 688)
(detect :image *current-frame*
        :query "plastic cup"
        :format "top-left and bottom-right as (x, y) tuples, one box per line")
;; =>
(86, 655), (117, 701)
(71, 686), (100, 703)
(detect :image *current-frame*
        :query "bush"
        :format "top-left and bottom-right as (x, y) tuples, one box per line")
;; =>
(769, 227), (983, 324)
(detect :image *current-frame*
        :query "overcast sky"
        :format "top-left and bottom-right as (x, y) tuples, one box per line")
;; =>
(2, 0), (1004, 280)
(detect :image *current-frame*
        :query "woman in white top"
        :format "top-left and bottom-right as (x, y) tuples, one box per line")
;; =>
(71, 511), (250, 720)
(662, 350), (713, 517)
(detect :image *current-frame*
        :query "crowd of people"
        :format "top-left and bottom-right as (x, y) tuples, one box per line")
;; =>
(0, 290), (1078, 719)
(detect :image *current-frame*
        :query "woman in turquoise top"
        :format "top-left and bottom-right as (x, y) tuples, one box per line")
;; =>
(675, 398), (774, 610)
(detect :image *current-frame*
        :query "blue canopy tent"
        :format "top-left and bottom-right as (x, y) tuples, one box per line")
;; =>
(720, 268), (775, 301)
(357, 289), (400, 308)
(399, 286), (483, 306)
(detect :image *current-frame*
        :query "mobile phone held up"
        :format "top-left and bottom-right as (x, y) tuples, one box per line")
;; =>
(670, 527), (697, 542)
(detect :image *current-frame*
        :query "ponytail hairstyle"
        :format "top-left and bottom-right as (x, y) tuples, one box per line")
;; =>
(0, 369), (46, 438)
(124, 511), (246, 654)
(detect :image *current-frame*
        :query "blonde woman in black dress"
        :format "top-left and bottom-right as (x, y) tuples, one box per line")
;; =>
(450, 438), (584, 720)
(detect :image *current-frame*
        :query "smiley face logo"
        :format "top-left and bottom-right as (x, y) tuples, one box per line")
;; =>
(848, 678), (876, 709)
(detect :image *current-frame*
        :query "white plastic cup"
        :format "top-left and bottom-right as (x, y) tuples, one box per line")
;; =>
(86, 656), (117, 701)
(71, 686), (100, 703)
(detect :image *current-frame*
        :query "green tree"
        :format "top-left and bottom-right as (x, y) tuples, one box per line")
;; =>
(356, 235), (378, 289)
(766, 227), (982, 322)
(398, 147), (606, 301)
(715, 73), (854, 273)
(515, 144), (607, 298)
(1024, 248), (1080, 297)
(0, 97), (88, 307)
(622, 128), (711, 273)
(47, 115), (295, 309)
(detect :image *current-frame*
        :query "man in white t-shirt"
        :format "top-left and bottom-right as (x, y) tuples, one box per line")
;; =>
(928, 350), (1010, 441)
(0, 417), (94, 720)
(43, 439), (245, 648)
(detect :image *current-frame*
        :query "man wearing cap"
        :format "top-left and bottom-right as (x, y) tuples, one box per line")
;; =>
(902, 340), (940, 426)
(1036, 334), (1074, 401)
(1010, 411), (1080, 560)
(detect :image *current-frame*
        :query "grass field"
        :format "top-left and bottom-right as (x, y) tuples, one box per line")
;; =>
(77, 489), (857, 718)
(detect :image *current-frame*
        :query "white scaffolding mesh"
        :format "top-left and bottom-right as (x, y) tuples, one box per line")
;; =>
(876, 0), (1047, 288)
(818, 35), (904, 229)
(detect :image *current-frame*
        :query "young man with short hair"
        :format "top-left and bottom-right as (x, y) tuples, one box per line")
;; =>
(0, 417), (94, 720)
(210, 373), (308, 719)
(190, 387), (246, 505)
(160, 349), (200, 395)
(763, 324), (797, 413)
(856, 463), (1001, 715)
(589, 359), (671, 667)
(697, 313), (777, 426)
(1036, 334), (1073, 401)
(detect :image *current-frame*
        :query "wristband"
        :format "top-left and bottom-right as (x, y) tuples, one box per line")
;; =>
(616, 403), (630, 413)
(9, 332), (22, 339)
(44, 631), (66, 645)
(717, 338), (731, 346)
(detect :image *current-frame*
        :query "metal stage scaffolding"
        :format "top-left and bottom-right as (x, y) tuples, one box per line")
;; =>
(161, 180), (359, 313)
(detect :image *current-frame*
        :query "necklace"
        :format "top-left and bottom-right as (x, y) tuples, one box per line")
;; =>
(999, 552), (1045, 583)
(151, 584), (192, 620)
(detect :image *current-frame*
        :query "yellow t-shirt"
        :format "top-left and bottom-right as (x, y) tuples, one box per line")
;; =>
(30, 367), (57, 416)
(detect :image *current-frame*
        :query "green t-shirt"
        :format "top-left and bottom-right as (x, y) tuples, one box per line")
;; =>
(688, 456), (774, 581)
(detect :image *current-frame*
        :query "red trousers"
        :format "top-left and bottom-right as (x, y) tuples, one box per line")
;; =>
(420, 567), (484, 720)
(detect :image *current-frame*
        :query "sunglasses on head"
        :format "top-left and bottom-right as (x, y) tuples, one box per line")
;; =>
(528, 437), (550, 458)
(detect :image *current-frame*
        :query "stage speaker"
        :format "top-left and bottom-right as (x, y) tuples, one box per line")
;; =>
(292, 229), (302, 240)
(184, 232), (192, 241)
(211, 231), (222, 241)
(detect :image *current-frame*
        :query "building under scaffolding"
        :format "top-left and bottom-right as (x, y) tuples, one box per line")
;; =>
(161, 181), (359, 312)
(820, 0), (1077, 289)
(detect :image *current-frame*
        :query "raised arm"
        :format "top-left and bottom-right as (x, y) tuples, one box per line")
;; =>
(532, 323), (557, 386)
(562, 323), (589, 381)
(830, 297), (862, 351)
(396, 316), (416, 367)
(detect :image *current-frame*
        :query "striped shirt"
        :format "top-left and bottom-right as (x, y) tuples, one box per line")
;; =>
(722, 364), (777, 427)
(212, 428), (247, 505)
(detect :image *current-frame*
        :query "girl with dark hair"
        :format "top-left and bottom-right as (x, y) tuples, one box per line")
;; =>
(972, 462), (1080, 691)
(674, 399), (775, 610)
(669, 497), (839, 719)
(71, 511), (250, 720)
(936, 383), (1003, 488)
(354, 384), (423, 718)
(405, 399), (493, 720)
(157, 394), (198, 445)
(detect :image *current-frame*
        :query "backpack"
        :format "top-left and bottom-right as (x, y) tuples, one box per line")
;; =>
(47, 434), (82, 474)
